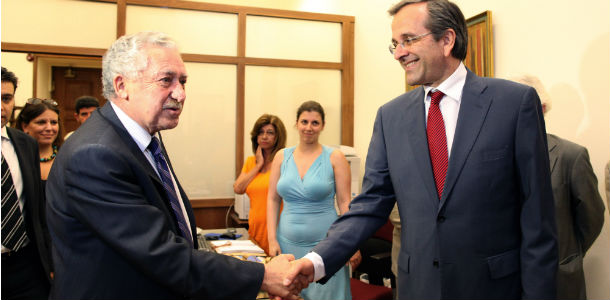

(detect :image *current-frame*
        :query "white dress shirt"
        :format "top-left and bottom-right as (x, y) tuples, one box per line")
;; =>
(1, 125), (27, 253)
(304, 63), (468, 281)
(109, 101), (192, 237)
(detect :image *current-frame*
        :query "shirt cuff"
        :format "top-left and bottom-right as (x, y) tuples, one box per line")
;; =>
(304, 252), (326, 282)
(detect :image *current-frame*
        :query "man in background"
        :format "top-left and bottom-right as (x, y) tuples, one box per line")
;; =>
(64, 95), (99, 139)
(285, 1), (557, 299)
(2, 66), (53, 299)
(46, 32), (301, 299)
(604, 161), (610, 207)
(515, 74), (605, 300)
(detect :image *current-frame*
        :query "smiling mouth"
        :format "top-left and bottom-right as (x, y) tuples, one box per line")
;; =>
(403, 59), (418, 68)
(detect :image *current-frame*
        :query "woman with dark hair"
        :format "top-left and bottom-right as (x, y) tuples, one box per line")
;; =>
(267, 101), (360, 300)
(233, 114), (287, 255)
(16, 98), (63, 181)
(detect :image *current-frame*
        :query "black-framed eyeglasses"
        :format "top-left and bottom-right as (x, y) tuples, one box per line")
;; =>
(26, 98), (58, 106)
(389, 32), (433, 54)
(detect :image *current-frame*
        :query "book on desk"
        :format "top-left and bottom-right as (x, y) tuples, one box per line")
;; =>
(196, 227), (267, 261)
(210, 240), (265, 255)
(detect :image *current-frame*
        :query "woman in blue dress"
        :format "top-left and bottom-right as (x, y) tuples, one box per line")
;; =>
(267, 101), (361, 300)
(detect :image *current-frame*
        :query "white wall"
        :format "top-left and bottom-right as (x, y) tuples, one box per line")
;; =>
(1, 0), (345, 199)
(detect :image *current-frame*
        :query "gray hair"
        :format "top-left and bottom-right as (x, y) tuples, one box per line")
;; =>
(512, 75), (552, 114)
(102, 32), (177, 100)
(388, 0), (468, 61)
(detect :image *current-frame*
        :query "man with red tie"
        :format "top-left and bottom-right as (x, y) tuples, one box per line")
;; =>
(286, 1), (557, 299)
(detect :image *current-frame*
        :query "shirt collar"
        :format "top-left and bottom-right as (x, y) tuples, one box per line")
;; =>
(109, 101), (153, 152)
(1, 125), (9, 140)
(423, 62), (467, 102)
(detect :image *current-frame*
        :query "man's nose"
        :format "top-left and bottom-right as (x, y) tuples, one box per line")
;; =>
(394, 44), (409, 61)
(172, 84), (186, 102)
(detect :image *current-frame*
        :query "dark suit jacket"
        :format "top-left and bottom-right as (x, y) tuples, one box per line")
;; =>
(547, 134), (604, 300)
(6, 127), (53, 280)
(46, 103), (264, 299)
(313, 71), (558, 299)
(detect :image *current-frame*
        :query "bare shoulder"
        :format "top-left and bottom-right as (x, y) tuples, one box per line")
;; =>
(329, 148), (348, 166)
(275, 148), (285, 160)
(330, 148), (346, 160)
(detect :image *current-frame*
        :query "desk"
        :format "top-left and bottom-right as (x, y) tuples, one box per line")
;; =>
(197, 227), (270, 299)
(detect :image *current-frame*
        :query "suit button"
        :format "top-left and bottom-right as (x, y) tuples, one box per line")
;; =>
(437, 215), (445, 223)
(433, 260), (439, 268)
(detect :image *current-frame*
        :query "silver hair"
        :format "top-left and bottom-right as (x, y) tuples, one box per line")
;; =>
(101, 31), (177, 100)
(512, 74), (552, 114)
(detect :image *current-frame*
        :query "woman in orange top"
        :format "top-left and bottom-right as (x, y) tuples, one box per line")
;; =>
(233, 114), (286, 255)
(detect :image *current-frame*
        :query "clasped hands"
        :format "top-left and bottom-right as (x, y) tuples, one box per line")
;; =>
(262, 255), (315, 300)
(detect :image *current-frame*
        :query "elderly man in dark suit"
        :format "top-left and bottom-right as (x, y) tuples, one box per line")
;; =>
(46, 32), (301, 299)
(285, 1), (558, 299)
(515, 75), (605, 300)
(2, 66), (53, 299)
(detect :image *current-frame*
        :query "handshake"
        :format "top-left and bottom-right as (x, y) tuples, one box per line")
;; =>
(261, 255), (315, 300)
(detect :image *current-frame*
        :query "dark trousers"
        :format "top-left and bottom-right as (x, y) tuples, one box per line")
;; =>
(1, 244), (50, 300)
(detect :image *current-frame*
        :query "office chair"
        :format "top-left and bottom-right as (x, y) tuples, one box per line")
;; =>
(350, 219), (395, 300)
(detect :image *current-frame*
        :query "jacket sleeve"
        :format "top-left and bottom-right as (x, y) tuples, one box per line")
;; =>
(313, 107), (396, 283)
(64, 144), (264, 299)
(569, 147), (605, 254)
(514, 87), (558, 299)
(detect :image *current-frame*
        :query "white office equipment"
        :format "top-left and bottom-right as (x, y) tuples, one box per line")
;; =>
(331, 145), (361, 199)
(234, 193), (250, 220)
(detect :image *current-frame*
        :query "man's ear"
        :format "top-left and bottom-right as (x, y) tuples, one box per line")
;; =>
(113, 75), (129, 100)
(542, 103), (547, 114)
(441, 29), (456, 57)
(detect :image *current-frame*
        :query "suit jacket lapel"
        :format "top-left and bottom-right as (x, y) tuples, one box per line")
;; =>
(100, 105), (196, 242)
(6, 128), (37, 224)
(98, 103), (194, 238)
(440, 71), (492, 209)
(98, 104), (161, 185)
(402, 87), (440, 206)
(547, 134), (559, 174)
(8, 129), (31, 178)
(158, 133), (197, 242)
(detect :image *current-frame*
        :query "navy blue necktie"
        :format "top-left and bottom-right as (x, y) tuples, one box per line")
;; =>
(148, 137), (193, 245)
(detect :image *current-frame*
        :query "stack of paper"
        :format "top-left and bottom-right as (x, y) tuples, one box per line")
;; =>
(210, 240), (265, 254)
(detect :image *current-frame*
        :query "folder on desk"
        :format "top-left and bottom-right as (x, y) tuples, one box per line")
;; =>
(210, 240), (265, 254)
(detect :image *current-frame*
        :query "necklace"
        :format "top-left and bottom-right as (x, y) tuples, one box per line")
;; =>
(40, 145), (58, 162)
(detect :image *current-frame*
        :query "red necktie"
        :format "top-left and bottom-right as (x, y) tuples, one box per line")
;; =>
(427, 90), (448, 200)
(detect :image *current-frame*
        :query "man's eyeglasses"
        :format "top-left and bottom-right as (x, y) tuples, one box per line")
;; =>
(389, 32), (433, 54)
(26, 98), (58, 106)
